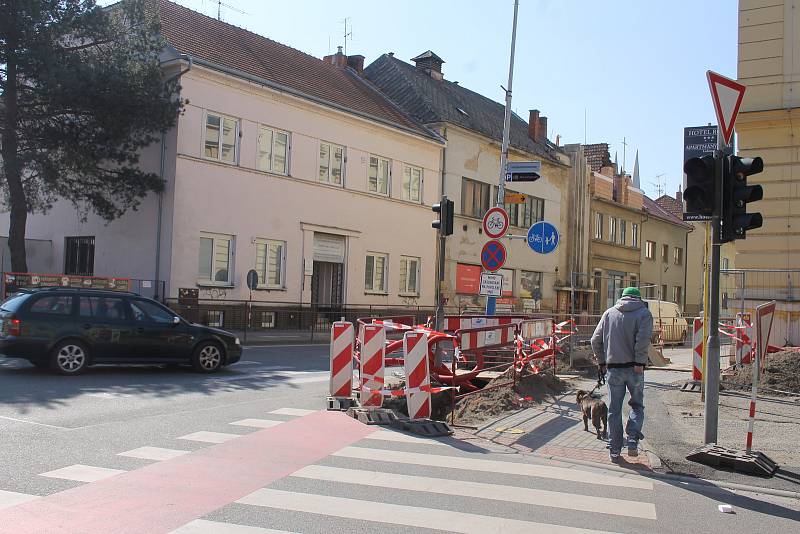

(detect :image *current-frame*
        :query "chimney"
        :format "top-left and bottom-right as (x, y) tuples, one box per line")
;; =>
(347, 54), (365, 74)
(528, 109), (540, 142)
(323, 46), (348, 68)
(538, 116), (548, 142)
(411, 50), (444, 80)
(676, 186), (683, 205)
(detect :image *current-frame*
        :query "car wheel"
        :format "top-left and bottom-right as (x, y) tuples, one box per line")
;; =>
(192, 341), (223, 373)
(51, 340), (89, 375)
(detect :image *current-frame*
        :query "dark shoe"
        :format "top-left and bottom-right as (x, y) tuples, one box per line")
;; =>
(628, 446), (639, 457)
(610, 452), (621, 463)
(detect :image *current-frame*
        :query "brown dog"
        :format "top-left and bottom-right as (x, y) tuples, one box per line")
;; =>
(576, 390), (608, 439)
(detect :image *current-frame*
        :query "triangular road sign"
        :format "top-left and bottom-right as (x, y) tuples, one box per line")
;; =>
(707, 70), (746, 146)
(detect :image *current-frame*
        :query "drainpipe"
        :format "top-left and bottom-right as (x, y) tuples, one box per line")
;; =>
(154, 55), (192, 300)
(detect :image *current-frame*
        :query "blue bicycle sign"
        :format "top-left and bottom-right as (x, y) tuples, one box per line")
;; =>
(527, 221), (559, 254)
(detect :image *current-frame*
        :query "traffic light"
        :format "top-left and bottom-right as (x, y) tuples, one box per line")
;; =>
(432, 196), (454, 236)
(721, 155), (763, 243)
(683, 155), (716, 218)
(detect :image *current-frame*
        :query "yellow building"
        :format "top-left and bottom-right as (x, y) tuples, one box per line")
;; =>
(736, 0), (800, 344)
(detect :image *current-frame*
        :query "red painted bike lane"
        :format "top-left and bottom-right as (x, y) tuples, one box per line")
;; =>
(0, 411), (376, 534)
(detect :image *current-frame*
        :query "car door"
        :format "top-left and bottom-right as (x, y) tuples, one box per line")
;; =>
(77, 295), (137, 361)
(127, 298), (193, 361)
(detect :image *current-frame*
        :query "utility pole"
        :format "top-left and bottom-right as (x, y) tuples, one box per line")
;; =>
(487, 0), (519, 316)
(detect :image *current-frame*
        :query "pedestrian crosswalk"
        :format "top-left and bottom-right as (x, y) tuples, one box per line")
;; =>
(0, 407), (662, 534)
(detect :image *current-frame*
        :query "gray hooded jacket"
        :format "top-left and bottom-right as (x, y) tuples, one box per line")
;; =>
(590, 296), (654, 366)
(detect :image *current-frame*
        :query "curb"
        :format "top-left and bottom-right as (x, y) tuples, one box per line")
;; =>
(533, 452), (800, 500)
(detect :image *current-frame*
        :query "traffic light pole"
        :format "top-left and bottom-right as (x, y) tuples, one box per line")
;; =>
(435, 232), (445, 331)
(704, 141), (725, 444)
(486, 0), (519, 317)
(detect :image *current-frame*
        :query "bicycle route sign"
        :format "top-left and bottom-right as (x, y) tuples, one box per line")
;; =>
(482, 206), (509, 239)
(527, 220), (559, 254)
(481, 240), (507, 272)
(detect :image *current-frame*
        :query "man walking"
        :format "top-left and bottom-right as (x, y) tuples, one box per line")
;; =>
(591, 287), (653, 462)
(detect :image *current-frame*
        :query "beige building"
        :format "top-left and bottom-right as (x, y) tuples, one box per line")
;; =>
(365, 52), (589, 314)
(736, 0), (800, 343)
(583, 145), (643, 314)
(655, 191), (736, 317)
(1, 1), (445, 324)
(639, 197), (691, 310)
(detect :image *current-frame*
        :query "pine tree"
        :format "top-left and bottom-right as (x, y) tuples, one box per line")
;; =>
(0, 0), (182, 271)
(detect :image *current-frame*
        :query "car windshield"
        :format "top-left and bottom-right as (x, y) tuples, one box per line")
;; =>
(0, 294), (28, 313)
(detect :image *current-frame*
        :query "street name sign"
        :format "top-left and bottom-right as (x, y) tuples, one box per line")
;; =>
(505, 161), (541, 182)
(527, 221), (559, 254)
(481, 240), (507, 272)
(707, 71), (746, 146)
(479, 272), (503, 297)
(482, 206), (509, 239)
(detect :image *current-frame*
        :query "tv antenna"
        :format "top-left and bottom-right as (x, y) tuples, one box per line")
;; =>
(340, 17), (353, 55)
(216, 1), (248, 21)
(650, 173), (667, 197)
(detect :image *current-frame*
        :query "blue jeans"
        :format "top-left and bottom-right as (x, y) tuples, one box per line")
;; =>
(606, 367), (644, 454)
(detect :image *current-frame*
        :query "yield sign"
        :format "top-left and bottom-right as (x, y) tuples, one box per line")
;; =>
(707, 70), (746, 146)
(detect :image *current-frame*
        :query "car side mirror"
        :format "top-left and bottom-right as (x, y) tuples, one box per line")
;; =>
(172, 316), (181, 326)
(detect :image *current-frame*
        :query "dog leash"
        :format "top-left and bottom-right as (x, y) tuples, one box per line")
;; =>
(587, 366), (606, 396)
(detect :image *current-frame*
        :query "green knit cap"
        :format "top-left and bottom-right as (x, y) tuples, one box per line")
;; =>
(622, 287), (641, 297)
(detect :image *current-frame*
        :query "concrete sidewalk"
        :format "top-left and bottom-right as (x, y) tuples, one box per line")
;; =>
(463, 376), (659, 471)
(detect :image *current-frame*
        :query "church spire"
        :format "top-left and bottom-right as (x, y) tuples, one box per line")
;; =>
(632, 150), (640, 188)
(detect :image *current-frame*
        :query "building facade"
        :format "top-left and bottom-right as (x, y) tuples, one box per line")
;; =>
(1, 1), (444, 316)
(639, 197), (691, 309)
(736, 0), (800, 343)
(365, 52), (588, 314)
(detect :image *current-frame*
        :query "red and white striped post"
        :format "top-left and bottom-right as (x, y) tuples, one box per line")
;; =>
(404, 331), (431, 420)
(747, 301), (776, 453)
(360, 324), (386, 408)
(692, 317), (703, 381)
(329, 322), (354, 398)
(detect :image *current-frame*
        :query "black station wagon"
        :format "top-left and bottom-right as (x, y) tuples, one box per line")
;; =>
(0, 288), (241, 374)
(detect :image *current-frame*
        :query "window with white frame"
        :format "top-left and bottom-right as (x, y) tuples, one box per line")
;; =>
(256, 125), (289, 175)
(368, 155), (390, 195)
(609, 216), (617, 243)
(674, 247), (683, 266)
(594, 212), (603, 239)
(319, 142), (344, 185)
(198, 233), (234, 285)
(399, 256), (420, 295)
(254, 239), (285, 289)
(204, 112), (238, 163)
(632, 223), (639, 248)
(402, 165), (422, 202)
(364, 252), (388, 293)
(645, 240), (655, 260)
(620, 220), (627, 245)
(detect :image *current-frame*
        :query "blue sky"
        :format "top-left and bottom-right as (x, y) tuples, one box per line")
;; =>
(108, 0), (738, 199)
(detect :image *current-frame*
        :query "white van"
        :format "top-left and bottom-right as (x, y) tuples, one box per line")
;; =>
(644, 299), (689, 344)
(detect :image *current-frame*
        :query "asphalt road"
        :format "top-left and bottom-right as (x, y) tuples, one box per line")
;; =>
(0, 345), (798, 533)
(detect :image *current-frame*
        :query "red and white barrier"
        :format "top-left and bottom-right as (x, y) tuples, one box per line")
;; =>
(404, 331), (431, 420)
(329, 321), (354, 398)
(519, 318), (553, 341)
(735, 313), (753, 365)
(458, 323), (516, 351)
(747, 301), (776, 453)
(693, 317), (703, 380)
(360, 324), (386, 407)
(443, 315), (525, 333)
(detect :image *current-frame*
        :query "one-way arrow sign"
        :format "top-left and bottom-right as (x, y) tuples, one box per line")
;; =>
(707, 70), (746, 146)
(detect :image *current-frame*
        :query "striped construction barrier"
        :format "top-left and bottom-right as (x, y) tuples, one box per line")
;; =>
(458, 323), (517, 352)
(404, 331), (431, 420)
(693, 317), (703, 380)
(736, 313), (753, 365)
(329, 321), (354, 398)
(519, 319), (554, 341)
(443, 315), (526, 333)
(360, 324), (386, 407)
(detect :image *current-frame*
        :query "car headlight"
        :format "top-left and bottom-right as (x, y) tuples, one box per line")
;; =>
(235, 337), (241, 345)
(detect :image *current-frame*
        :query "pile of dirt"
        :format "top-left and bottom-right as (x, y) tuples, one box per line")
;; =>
(724, 350), (800, 396)
(555, 344), (597, 376)
(452, 368), (566, 425)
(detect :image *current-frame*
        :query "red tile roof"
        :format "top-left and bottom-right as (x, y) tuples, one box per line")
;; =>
(644, 195), (692, 229)
(583, 143), (611, 173)
(155, 1), (438, 140)
(655, 194), (682, 218)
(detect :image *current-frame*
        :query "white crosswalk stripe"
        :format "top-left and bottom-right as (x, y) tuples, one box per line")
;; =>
(237, 488), (620, 534)
(229, 419), (284, 429)
(170, 519), (296, 534)
(291, 464), (657, 519)
(268, 408), (316, 416)
(333, 446), (653, 489)
(39, 464), (126, 482)
(0, 490), (39, 510)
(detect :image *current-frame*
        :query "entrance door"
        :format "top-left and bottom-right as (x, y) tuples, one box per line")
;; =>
(311, 261), (343, 325)
(606, 272), (625, 309)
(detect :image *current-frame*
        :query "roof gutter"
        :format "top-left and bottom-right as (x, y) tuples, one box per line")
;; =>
(189, 56), (444, 145)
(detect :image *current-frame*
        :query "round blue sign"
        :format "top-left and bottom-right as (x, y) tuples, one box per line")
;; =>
(527, 221), (559, 254)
